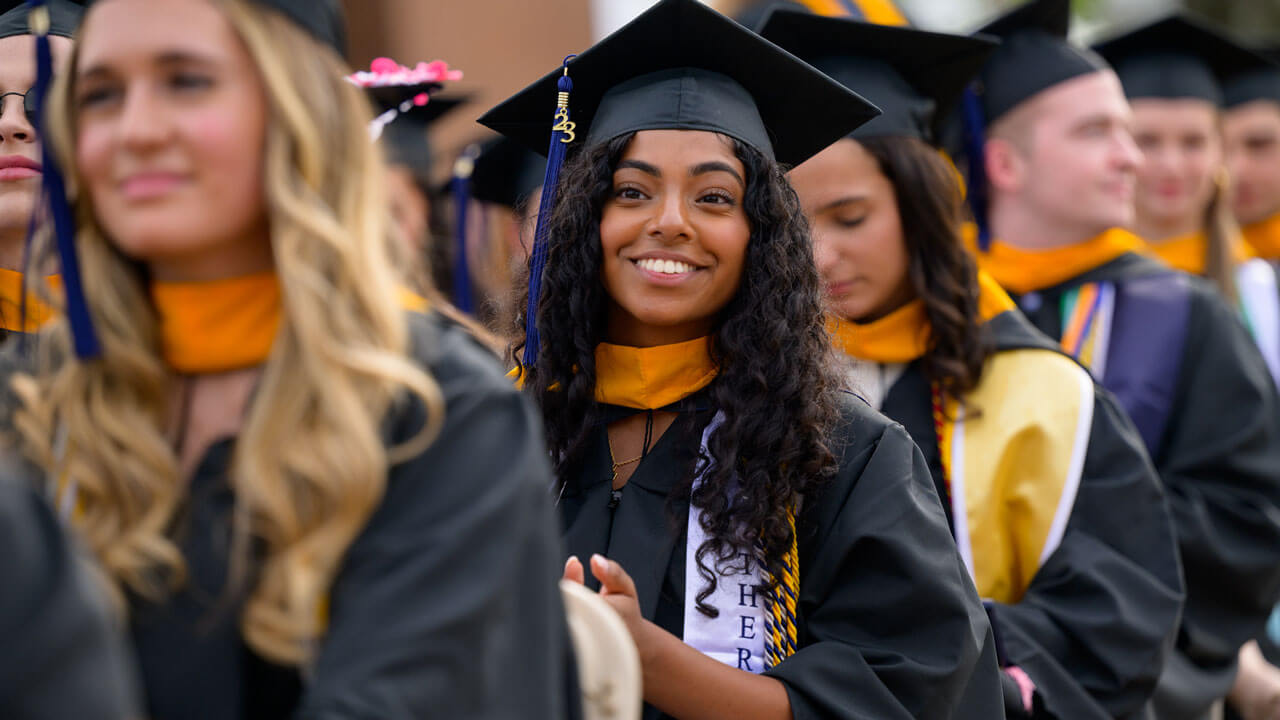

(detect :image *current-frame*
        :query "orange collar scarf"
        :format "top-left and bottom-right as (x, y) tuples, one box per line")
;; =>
(0, 268), (58, 333)
(1145, 230), (1253, 275)
(1243, 213), (1280, 260)
(153, 274), (430, 375)
(594, 336), (718, 410)
(969, 226), (1146, 295)
(152, 272), (281, 374)
(829, 271), (1016, 364)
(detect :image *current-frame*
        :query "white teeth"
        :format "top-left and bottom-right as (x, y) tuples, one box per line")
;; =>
(636, 258), (695, 275)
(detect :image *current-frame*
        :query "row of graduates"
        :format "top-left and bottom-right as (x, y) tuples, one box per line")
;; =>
(2, 2), (1280, 720)
(458, 0), (1280, 717)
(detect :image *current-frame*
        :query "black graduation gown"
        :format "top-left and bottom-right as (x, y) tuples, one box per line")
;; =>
(876, 309), (1183, 719)
(0, 473), (141, 720)
(560, 390), (1006, 720)
(127, 311), (570, 720)
(1009, 252), (1280, 718)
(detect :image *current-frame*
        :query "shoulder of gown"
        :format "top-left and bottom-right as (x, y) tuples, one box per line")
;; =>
(987, 367), (1184, 718)
(1020, 257), (1280, 713)
(888, 316), (1185, 718)
(296, 310), (570, 720)
(0, 471), (141, 720)
(1155, 273), (1280, 666)
(764, 391), (1006, 720)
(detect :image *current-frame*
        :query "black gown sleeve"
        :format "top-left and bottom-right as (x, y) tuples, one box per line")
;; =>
(988, 387), (1184, 719)
(0, 473), (141, 720)
(1157, 288), (1280, 680)
(294, 317), (569, 720)
(764, 400), (1005, 719)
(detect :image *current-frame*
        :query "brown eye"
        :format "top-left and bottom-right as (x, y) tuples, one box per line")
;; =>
(698, 190), (735, 205)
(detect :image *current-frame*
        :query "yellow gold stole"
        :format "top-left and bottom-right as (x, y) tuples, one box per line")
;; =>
(0, 268), (58, 333)
(593, 337), (718, 409)
(828, 270), (1016, 363)
(1145, 230), (1253, 275)
(968, 226), (1146, 295)
(829, 266), (1093, 604)
(1243, 213), (1280, 260)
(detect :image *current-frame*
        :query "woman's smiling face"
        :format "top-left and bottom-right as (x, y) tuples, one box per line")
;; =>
(73, 0), (272, 281)
(599, 129), (750, 347)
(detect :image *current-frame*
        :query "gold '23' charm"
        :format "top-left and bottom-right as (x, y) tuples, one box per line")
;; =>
(554, 108), (576, 143)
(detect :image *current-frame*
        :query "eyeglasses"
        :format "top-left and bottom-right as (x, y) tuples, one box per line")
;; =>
(0, 90), (36, 124)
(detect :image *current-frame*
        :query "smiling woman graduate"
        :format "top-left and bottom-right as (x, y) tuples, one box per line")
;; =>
(6, 0), (568, 718)
(764, 10), (1183, 719)
(480, 1), (1005, 719)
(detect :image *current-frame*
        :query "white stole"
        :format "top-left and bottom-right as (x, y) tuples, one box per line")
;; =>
(682, 412), (769, 674)
(1238, 259), (1280, 387)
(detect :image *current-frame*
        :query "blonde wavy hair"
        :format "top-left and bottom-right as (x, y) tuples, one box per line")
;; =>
(1202, 166), (1243, 302)
(11, 0), (444, 665)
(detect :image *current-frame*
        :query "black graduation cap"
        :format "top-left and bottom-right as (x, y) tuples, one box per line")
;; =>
(1225, 47), (1280, 109)
(441, 137), (545, 315)
(480, 0), (879, 366)
(733, 0), (809, 31)
(466, 137), (545, 210)
(477, 0), (880, 167)
(250, 0), (345, 55)
(0, 0), (80, 39)
(375, 96), (466, 186)
(1092, 13), (1272, 107)
(758, 8), (997, 143)
(971, 0), (1107, 125)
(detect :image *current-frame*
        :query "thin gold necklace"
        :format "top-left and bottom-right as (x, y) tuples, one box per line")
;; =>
(609, 438), (643, 484)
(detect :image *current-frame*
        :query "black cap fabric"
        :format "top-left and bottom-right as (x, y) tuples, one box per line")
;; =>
(971, 0), (1107, 124)
(477, 0), (880, 167)
(1092, 13), (1273, 107)
(1225, 48), (1280, 109)
(733, 0), (809, 31)
(376, 96), (465, 182)
(468, 137), (545, 209)
(0, 0), (82, 40)
(251, 0), (345, 54)
(758, 8), (996, 143)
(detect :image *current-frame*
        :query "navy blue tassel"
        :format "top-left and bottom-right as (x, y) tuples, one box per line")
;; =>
(449, 146), (479, 315)
(960, 85), (991, 252)
(29, 0), (99, 357)
(522, 54), (576, 368)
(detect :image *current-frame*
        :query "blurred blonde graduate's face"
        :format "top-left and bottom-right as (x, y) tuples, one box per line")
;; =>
(74, 0), (271, 281)
(1131, 98), (1222, 236)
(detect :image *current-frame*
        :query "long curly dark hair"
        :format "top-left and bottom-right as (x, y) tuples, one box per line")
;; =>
(517, 132), (841, 613)
(857, 135), (992, 406)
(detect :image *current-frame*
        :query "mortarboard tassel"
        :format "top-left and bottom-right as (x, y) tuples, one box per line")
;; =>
(449, 145), (480, 315)
(522, 54), (576, 368)
(959, 85), (992, 252)
(29, 0), (98, 357)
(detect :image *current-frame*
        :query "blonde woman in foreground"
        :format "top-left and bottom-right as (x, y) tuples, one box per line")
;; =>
(6, 0), (568, 718)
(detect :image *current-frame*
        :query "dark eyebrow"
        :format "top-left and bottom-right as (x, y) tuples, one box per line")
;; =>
(617, 159), (660, 177)
(691, 161), (744, 188)
(817, 195), (867, 214)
